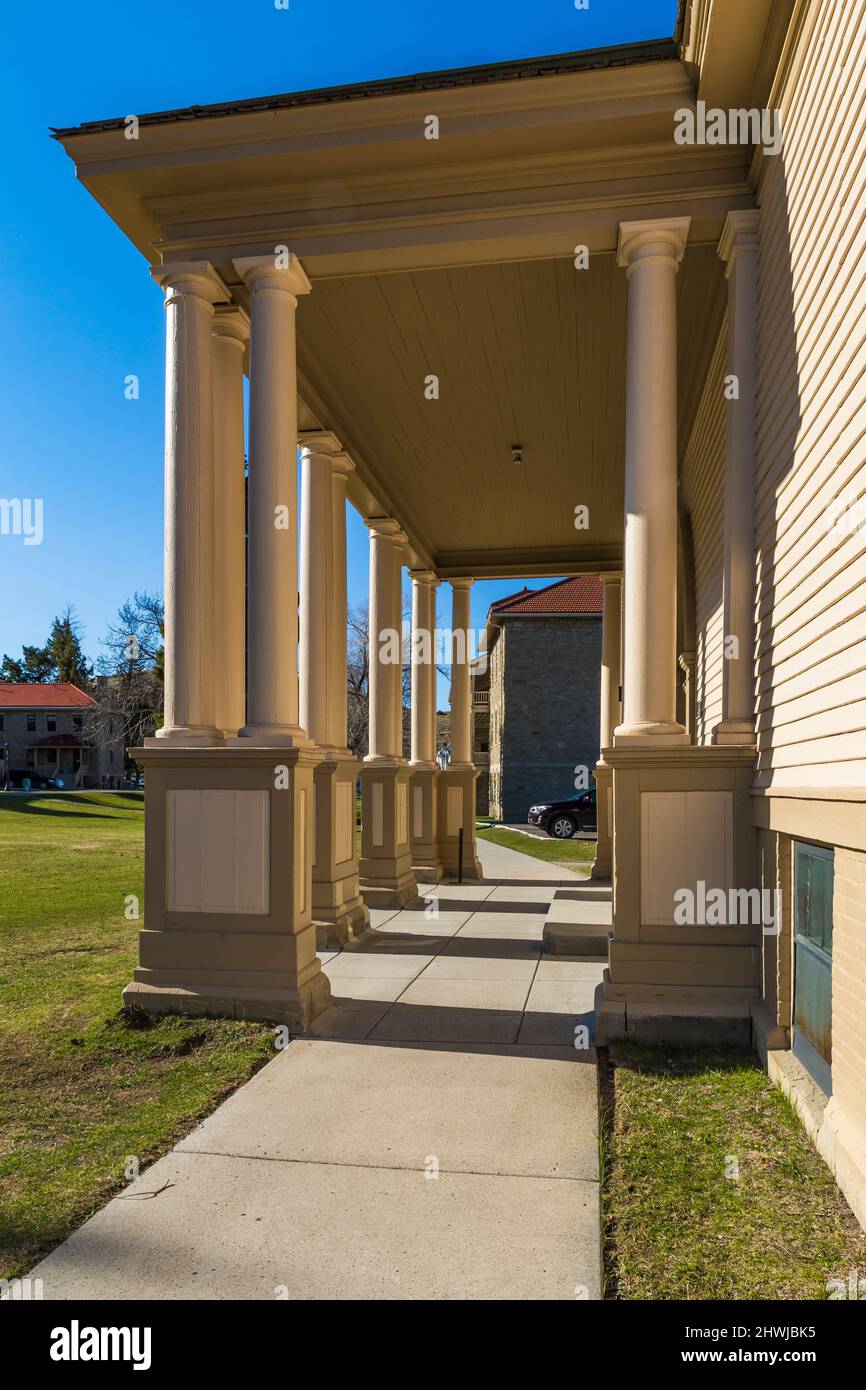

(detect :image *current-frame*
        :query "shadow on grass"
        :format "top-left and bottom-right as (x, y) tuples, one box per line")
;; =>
(0, 792), (144, 819)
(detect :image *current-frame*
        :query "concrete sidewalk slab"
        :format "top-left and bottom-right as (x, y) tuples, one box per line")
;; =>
(32, 1150), (600, 1301)
(30, 837), (604, 1301)
(176, 1039), (598, 1180)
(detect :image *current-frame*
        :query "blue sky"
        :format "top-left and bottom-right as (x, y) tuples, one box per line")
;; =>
(2, 0), (678, 700)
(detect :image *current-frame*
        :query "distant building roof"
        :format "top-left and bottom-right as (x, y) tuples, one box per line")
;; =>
(489, 575), (604, 616)
(0, 683), (96, 709)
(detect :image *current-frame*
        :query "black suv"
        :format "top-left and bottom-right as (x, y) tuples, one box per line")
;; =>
(527, 788), (596, 839)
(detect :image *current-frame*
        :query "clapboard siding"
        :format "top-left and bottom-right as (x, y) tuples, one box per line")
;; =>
(682, 327), (727, 745)
(754, 0), (866, 787)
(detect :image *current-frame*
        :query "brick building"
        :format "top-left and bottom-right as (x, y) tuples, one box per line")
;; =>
(475, 577), (603, 822)
(0, 684), (125, 789)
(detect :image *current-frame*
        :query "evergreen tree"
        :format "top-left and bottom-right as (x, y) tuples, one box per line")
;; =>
(46, 608), (91, 685)
(0, 644), (54, 683)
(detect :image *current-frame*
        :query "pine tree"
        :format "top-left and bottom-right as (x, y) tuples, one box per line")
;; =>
(46, 607), (91, 685)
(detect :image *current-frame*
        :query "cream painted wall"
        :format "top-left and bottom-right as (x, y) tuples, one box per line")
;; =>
(754, 0), (866, 789)
(682, 327), (727, 745)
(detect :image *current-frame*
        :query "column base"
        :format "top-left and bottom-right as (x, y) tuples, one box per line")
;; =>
(359, 762), (418, 907)
(590, 762), (612, 880)
(233, 725), (312, 748)
(613, 721), (690, 746)
(312, 752), (370, 948)
(600, 742), (760, 1041)
(151, 728), (223, 747)
(712, 719), (757, 746)
(125, 743), (331, 1032)
(437, 766), (483, 880)
(409, 763), (443, 882)
(123, 971), (331, 1032)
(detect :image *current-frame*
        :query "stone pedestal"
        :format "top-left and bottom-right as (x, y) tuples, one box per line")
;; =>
(123, 743), (331, 1031)
(590, 761), (613, 881)
(437, 766), (482, 880)
(313, 753), (369, 948)
(595, 743), (759, 1044)
(409, 764), (442, 881)
(359, 761), (417, 907)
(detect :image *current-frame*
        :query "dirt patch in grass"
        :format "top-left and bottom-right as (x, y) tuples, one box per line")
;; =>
(602, 1044), (866, 1300)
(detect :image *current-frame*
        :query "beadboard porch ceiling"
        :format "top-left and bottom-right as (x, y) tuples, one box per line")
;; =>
(56, 45), (739, 577)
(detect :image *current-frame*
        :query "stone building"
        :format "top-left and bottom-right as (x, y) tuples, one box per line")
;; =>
(470, 656), (490, 813)
(0, 684), (125, 789)
(477, 578), (602, 822)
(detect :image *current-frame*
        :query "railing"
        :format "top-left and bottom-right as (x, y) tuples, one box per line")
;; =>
(472, 690), (490, 705)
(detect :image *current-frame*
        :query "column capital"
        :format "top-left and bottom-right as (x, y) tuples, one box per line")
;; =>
(151, 261), (228, 305)
(617, 218), (691, 273)
(212, 305), (250, 346)
(450, 576), (474, 590)
(299, 430), (354, 476)
(409, 569), (438, 586)
(600, 571), (623, 586)
(718, 209), (760, 273)
(365, 516), (407, 545)
(234, 253), (312, 299)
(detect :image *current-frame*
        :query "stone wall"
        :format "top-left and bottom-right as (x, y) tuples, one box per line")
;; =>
(495, 615), (601, 823)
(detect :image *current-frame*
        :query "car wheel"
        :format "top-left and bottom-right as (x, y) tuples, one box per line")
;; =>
(550, 814), (576, 840)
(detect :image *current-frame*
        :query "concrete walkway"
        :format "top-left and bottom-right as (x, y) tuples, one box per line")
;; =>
(32, 840), (606, 1301)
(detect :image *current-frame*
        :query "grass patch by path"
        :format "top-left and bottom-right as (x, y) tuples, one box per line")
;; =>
(0, 794), (274, 1278)
(603, 1044), (866, 1300)
(477, 825), (595, 871)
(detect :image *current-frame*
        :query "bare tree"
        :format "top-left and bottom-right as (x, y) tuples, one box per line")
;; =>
(92, 592), (165, 763)
(346, 602), (370, 759)
(347, 597), (448, 760)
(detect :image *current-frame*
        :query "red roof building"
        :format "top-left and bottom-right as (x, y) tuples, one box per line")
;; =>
(0, 683), (96, 709)
(488, 575), (603, 616)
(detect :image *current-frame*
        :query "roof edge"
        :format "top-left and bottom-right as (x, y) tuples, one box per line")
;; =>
(50, 36), (679, 139)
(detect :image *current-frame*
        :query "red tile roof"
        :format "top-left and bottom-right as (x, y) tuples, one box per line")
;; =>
(0, 683), (96, 709)
(489, 575), (604, 616)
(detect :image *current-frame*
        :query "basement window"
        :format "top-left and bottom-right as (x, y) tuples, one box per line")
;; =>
(792, 842), (835, 1096)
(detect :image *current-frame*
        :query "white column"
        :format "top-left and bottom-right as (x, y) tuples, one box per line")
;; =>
(430, 581), (440, 763)
(714, 210), (760, 744)
(211, 306), (249, 737)
(365, 520), (405, 763)
(151, 262), (227, 743)
(410, 572), (437, 767)
(299, 436), (335, 748)
(599, 575), (623, 756)
(449, 579), (474, 767)
(330, 455), (353, 753)
(299, 432), (354, 751)
(615, 218), (691, 745)
(393, 537), (406, 758)
(234, 254), (311, 744)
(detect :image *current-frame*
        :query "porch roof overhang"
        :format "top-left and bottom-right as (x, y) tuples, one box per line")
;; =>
(54, 20), (776, 580)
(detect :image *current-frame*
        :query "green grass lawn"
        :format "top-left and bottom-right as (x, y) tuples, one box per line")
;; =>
(603, 1044), (866, 1300)
(0, 793), (274, 1278)
(477, 825), (595, 870)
